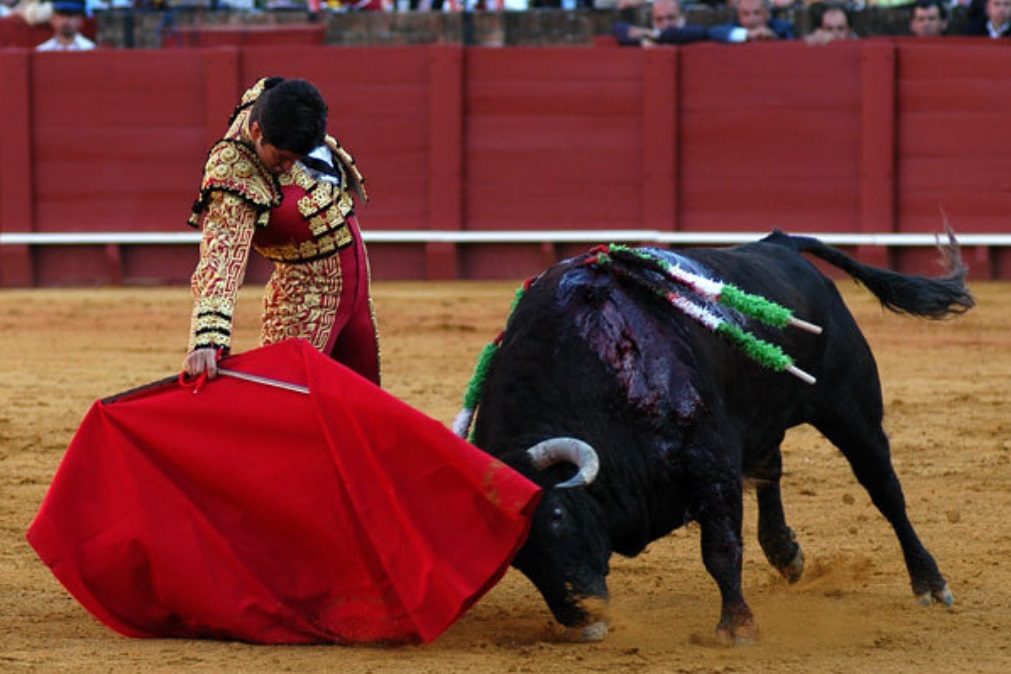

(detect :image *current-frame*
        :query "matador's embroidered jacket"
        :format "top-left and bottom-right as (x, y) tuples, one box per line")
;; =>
(186, 78), (369, 354)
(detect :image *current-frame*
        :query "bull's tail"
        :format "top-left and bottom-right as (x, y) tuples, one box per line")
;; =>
(763, 228), (974, 319)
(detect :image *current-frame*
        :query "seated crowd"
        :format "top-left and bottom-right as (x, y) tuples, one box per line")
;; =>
(614, 0), (1007, 46)
(2, 0), (1009, 49)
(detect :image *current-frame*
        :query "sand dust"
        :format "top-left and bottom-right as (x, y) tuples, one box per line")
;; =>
(1, 280), (1009, 673)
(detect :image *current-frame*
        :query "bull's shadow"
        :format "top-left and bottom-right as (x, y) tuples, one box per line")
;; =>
(462, 230), (973, 644)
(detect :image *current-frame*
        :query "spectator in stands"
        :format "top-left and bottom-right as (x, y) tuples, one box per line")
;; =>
(709, 0), (795, 43)
(804, 3), (857, 44)
(965, 0), (1011, 37)
(613, 0), (709, 46)
(87, 0), (133, 12)
(36, 0), (95, 50)
(909, 0), (948, 36)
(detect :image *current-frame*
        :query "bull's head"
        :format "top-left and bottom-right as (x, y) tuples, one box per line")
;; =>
(508, 438), (612, 641)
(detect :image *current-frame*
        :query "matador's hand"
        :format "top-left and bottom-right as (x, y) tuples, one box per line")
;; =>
(184, 348), (220, 379)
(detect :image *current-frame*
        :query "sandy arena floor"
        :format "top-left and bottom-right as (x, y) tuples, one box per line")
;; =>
(1, 279), (1009, 673)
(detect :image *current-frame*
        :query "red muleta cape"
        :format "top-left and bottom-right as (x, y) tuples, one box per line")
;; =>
(26, 339), (541, 645)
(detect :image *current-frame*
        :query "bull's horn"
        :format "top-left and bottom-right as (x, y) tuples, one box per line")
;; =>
(525, 437), (600, 488)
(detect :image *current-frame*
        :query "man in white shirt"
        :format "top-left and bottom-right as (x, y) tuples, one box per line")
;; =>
(966, 0), (1011, 38)
(36, 0), (96, 51)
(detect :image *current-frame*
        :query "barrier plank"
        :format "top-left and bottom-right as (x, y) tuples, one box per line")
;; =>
(0, 50), (33, 285)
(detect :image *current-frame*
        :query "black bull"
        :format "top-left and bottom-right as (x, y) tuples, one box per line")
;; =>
(469, 231), (973, 643)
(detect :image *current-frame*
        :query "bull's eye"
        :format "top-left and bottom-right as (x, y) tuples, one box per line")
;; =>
(548, 506), (566, 535)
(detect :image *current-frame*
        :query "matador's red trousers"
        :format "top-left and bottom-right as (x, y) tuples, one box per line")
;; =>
(326, 214), (380, 385)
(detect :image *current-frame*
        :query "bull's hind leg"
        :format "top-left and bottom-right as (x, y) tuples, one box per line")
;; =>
(755, 478), (805, 583)
(815, 417), (954, 607)
(749, 442), (805, 583)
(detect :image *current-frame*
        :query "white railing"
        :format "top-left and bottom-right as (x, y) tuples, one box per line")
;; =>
(2, 230), (1010, 247)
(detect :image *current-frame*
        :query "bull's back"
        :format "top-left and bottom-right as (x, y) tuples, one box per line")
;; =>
(476, 241), (884, 460)
(682, 241), (884, 427)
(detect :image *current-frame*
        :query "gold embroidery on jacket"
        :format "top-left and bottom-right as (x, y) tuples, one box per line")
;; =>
(298, 187), (333, 218)
(189, 193), (257, 350)
(254, 159), (356, 264)
(261, 255), (342, 351)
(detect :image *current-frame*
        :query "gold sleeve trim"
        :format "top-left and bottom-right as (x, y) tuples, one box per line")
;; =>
(194, 297), (234, 316)
(188, 193), (257, 351)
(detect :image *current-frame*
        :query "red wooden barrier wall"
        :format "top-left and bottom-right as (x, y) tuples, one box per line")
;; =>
(1, 40), (1010, 287)
(897, 40), (1011, 277)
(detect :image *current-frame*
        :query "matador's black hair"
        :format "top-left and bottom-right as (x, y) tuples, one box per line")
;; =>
(251, 78), (327, 157)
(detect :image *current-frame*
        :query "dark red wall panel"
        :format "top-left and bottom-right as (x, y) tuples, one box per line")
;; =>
(897, 42), (1011, 233)
(465, 49), (644, 232)
(30, 50), (211, 233)
(680, 42), (862, 233)
(461, 244), (557, 281)
(369, 244), (427, 282)
(0, 49), (33, 285)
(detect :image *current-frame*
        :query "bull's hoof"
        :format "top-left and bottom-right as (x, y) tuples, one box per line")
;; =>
(779, 547), (805, 584)
(581, 620), (609, 642)
(916, 583), (955, 608)
(715, 619), (759, 646)
(715, 603), (758, 646)
(563, 620), (608, 642)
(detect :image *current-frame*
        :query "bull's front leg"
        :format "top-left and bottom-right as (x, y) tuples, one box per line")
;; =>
(691, 475), (758, 644)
